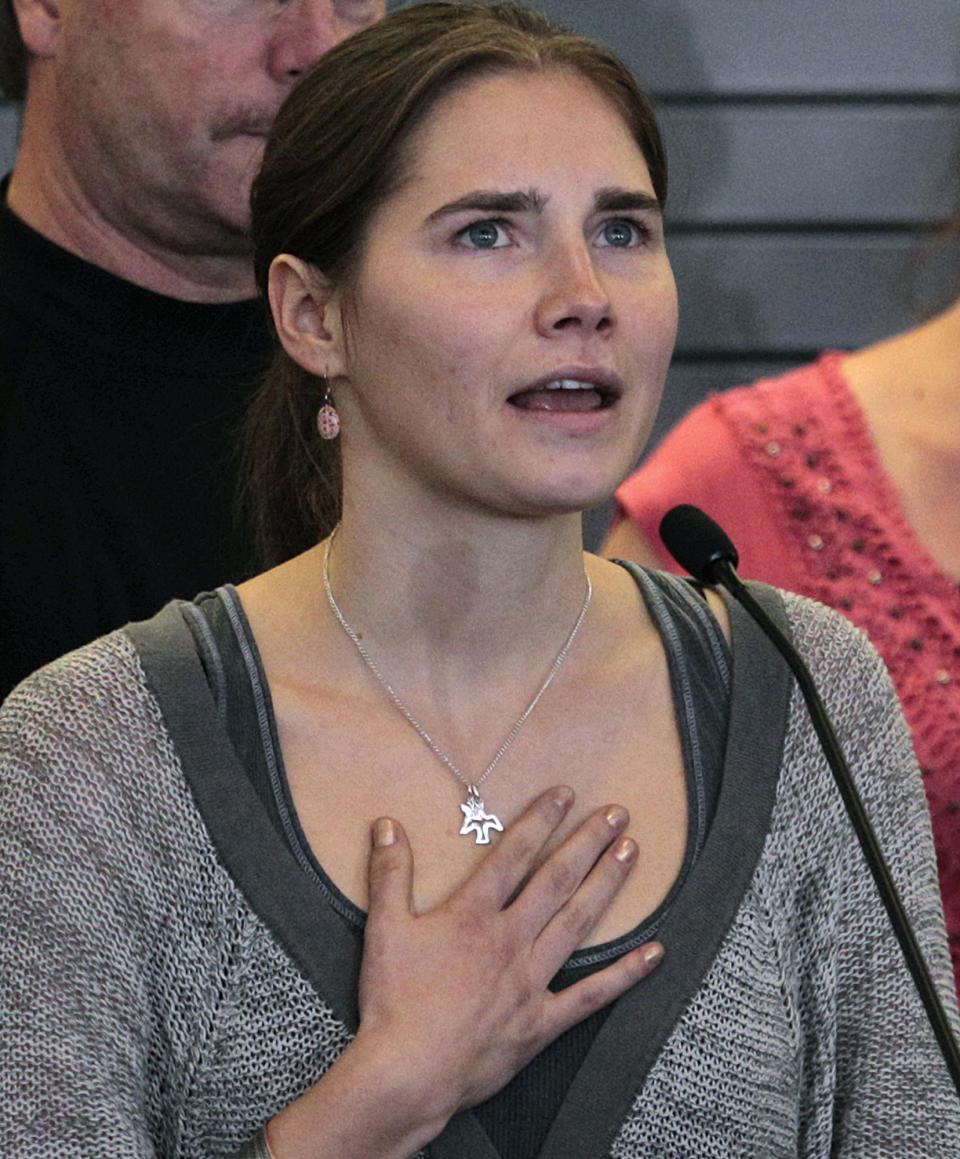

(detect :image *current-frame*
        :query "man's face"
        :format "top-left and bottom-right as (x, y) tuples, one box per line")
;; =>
(46, 0), (384, 257)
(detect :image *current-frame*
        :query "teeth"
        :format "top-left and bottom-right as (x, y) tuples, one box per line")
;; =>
(544, 379), (594, 390)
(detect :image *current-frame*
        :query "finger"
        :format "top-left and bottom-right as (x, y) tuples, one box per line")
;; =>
(542, 942), (665, 1040)
(532, 831), (639, 970)
(365, 817), (414, 925)
(456, 786), (575, 911)
(507, 804), (630, 939)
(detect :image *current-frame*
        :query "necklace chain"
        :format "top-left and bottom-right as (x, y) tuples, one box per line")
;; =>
(322, 531), (592, 804)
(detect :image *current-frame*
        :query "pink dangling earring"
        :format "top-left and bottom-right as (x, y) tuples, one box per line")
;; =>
(316, 379), (340, 441)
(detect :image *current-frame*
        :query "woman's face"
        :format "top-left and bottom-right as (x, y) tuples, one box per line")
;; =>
(328, 66), (678, 520)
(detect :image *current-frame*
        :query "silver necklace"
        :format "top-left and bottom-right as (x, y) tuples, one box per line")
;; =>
(322, 533), (592, 844)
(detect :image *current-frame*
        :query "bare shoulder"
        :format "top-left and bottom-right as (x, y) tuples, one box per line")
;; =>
(842, 301), (960, 411)
(586, 554), (731, 650)
(601, 516), (662, 567)
(703, 587), (731, 645)
(234, 544), (332, 680)
(235, 543), (322, 613)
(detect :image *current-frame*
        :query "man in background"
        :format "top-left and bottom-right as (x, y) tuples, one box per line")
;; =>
(0, 0), (384, 697)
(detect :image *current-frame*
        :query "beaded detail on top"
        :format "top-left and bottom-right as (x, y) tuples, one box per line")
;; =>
(629, 351), (960, 987)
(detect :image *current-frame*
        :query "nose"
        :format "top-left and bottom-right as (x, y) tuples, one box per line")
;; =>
(267, 1), (358, 83)
(534, 240), (613, 338)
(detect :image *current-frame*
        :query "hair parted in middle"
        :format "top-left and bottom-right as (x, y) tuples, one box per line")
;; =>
(244, 1), (668, 568)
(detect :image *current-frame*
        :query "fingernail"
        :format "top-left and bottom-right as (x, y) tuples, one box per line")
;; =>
(640, 942), (664, 970)
(613, 836), (636, 863)
(553, 787), (574, 812)
(373, 818), (395, 847)
(605, 805), (628, 829)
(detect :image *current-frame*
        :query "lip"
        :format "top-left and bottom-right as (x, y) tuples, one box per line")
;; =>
(505, 366), (626, 417)
(211, 122), (274, 143)
(505, 366), (623, 435)
(509, 366), (624, 400)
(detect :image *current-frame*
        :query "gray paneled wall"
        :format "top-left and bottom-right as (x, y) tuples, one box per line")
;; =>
(535, 1), (960, 399)
(3, 3), (958, 546)
(0, 104), (18, 175)
(542, 0), (960, 96)
(533, 0), (960, 544)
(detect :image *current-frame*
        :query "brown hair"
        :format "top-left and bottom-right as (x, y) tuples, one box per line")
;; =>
(244, 1), (667, 568)
(0, 0), (25, 102)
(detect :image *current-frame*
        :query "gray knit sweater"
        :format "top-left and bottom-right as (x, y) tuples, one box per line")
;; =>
(1, 582), (958, 1158)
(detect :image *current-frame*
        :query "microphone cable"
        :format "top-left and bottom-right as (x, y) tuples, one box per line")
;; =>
(659, 503), (960, 1099)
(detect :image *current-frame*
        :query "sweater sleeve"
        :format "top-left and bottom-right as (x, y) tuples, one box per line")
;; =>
(615, 394), (799, 585)
(782, 595), (960, 1152)
(0, 634), (222, 1156)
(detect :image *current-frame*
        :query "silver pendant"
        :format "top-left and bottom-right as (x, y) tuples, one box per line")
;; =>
(459, 793), (503, 845)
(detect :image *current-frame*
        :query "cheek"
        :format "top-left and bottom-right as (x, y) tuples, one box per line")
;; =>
(353, 281), (504, 387)
(632, 272), (679, 361)
(662, 277), (680, 340)
(130, 27), (243, 141)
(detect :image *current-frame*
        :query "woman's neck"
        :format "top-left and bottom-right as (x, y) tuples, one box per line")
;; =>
(842, 296), (960, 577)
(325, 505), (592, 671)
(236, 503), (619, 770)
(843, 297), (960, 443)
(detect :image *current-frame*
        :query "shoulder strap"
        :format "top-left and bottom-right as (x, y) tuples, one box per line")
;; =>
(613, 562), (733, 853)
(123, 603), (364, 1031)
(533, 571), (795, 1159)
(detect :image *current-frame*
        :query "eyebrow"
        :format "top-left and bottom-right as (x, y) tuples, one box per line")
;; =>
(426, 186), (662, 222)
(594, 187), (662, 216)
(427, 189), (547, 221)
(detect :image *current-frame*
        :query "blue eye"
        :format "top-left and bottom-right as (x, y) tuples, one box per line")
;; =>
(600, 219), (642, 247)
(462, 221), (507, 249)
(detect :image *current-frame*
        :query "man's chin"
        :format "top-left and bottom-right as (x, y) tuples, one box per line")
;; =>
(209, 135), (267, 230)
(161, 195), (254, 261)
(187, 163), (261, 253)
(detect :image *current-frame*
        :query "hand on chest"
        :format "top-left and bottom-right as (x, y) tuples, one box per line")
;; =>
(279, 679), (688, 947)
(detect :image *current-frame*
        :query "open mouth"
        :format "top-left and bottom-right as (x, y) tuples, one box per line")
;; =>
(508, 379), (620, 413)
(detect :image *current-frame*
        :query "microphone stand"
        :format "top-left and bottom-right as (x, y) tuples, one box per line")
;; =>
(712, 557), (960, 1098)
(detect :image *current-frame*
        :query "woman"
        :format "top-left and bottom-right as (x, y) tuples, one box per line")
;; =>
(1, 5), (957, 1156)
(607, 292), (960, 996)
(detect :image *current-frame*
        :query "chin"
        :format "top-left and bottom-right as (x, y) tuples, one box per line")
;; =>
(538, 453), (640, 514)
(509, 475), (621, 519)
(196, 199), (256, 257)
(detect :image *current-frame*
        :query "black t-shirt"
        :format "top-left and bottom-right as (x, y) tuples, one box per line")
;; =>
(0, 184), (272, 697)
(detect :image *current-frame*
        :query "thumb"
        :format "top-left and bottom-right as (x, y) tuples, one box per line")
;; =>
(366, 817), (414, 924)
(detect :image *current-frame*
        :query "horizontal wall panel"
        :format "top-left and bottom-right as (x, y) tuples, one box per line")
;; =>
(540, 0), (960, 97)
(0, 105), (18, 174)
(659, 104), (960, 226)
(669, 232), (959, 353)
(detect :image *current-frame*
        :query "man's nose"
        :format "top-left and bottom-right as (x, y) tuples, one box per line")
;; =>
(267, 1), (376, 83)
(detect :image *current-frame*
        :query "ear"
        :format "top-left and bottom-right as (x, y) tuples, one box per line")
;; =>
(11, 0), (63, 58)
(268, 254), (347, 379)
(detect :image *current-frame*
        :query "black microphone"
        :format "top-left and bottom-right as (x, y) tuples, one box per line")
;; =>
(659, 503), (740, 585)
(659, 503), (960, 1097)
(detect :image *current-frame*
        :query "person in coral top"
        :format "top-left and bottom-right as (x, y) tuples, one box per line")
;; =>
(605, 297), (960, 996)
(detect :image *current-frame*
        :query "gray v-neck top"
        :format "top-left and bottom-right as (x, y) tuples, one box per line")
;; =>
(179, 565), (732, 1159)
(14, 567), (952, 1155)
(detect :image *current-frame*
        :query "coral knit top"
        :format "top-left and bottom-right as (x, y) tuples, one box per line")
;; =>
(617, 352), (960, 993)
